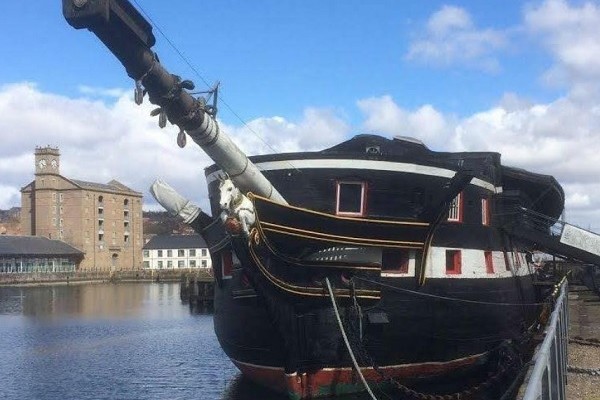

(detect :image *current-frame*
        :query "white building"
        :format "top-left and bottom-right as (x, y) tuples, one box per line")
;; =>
(142, 234), (211, 270)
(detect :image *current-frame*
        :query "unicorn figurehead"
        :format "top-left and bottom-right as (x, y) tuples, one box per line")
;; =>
(218, 174), (255, 235)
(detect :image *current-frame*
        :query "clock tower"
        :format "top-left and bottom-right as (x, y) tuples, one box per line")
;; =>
(35, 146), (60, 175)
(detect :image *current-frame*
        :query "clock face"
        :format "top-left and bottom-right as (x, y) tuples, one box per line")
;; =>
(51, 159), (58, 169)
(38, 159), (47, 169)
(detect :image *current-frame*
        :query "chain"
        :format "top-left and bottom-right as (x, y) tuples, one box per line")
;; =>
(569, 337), (600, 347)
(341, 299), (521, 400)
(568, 365), (600, 376)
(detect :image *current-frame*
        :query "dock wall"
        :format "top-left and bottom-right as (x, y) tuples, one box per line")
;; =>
(0, 268), (214, 286)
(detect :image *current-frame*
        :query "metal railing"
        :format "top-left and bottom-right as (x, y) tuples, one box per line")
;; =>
(519, 280), (568, 400)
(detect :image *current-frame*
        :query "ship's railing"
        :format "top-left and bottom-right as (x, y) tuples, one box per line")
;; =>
(518, 280), (568, 400)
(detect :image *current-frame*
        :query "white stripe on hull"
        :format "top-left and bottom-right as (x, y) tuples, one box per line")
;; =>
(206, 159), (502, 193)
(382, 247), (534, 279)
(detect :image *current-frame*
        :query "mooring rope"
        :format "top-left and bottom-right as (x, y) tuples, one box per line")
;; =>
(325, 277), (378, 400)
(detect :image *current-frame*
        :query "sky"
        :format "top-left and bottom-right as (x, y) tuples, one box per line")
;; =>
(1, 0), (599, 230)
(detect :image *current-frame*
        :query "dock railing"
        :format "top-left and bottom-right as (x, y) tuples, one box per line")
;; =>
(519, 280), (568, 400)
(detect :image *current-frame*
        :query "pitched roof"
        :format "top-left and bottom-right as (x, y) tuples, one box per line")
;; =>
(143, 234), (208, 250)
(71, 179), (141, 195)
(0, 236), (84, 257)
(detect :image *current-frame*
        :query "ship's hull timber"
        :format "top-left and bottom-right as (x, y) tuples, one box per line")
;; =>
(206, 135), (561, 398)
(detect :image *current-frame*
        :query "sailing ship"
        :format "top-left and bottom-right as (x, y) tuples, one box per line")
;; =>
(63, 1), (600, 398)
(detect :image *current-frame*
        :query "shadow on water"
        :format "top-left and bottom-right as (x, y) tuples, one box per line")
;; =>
(220, 374), (385, 400)
(221, 375), (287, 400)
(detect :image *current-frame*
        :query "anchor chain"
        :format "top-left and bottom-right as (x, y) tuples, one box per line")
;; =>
(342, 290), (522, 400)
(567, 365), (600, 376)
(569, 337), (600, 347)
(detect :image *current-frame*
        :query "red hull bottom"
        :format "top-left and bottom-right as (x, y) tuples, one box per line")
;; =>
(231, 352), (487, 399)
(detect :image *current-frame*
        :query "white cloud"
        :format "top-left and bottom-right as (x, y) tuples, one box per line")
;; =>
(0, 83), (349, 215)
(406, 5), (508, 72)
(525, 0), (600, 98)
(357, 95), (453, 148)
(221, 107), (349, 156)
(78, 85), (129, 98)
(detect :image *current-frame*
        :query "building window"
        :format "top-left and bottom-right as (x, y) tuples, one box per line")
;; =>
(485, 251), (494, 274)
(124, 210), (129, 219)
(59, 193), (63, 202)
(143, 250), (149, 257)
(178, 260), (185, 268)
(482, 198), (490, 226)
(336, 181), (367, 216)
(178, 249), (185, 257)
(201, 249), (206, 257)
(167, 250), (172, 257)
(98, 195), (103, 204)
(124, 221), (129, 229)
(124, 235), (129, 243)
(190, 260), (196, 268)
(202, 260), (207, 268)
(445, 250), (462, 274)
(143, 261), (150, 268)
(98, 233), (104, 242)
(98, 219), (104, 228)
(124, 199), (129, 207)
(98, 207), (103, 216)
(158, 250), (163, 257)
(448, 193), (463, 222)
(189, 249), (196, 257)
(158, 261), (163, 269)
(167, 261), (173, 268)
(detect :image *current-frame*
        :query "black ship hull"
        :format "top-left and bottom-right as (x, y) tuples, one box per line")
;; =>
(202, 135), (562, 398)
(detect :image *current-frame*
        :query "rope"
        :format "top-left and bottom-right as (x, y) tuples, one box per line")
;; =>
(325, 277), (378, 400)
(355, 277), (547, 307)
(130, 0), (301, 173)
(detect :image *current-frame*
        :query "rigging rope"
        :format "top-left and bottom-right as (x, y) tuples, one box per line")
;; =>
(131, 0), (300, 172)
(354, 276), (547, 307)
(325, 277), (378, 400)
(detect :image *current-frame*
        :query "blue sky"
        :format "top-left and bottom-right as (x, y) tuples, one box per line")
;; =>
(1, 0), (600, 230)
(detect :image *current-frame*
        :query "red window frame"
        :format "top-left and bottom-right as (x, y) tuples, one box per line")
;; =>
(485, 251), (494, 274)
(336, 181), (367, 217)
(482, 198), (490, 226)
(447, 192), (463, 223)
(445, 250), (462, 275)
(221, 250), (233, 280)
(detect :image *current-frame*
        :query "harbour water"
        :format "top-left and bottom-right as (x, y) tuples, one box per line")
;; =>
(0, 282), (288, 400)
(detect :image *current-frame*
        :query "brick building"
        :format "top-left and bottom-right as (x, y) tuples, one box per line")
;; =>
(20, 146), (143, 271)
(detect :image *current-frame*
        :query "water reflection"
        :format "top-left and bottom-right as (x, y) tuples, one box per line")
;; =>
(0, 283), (238, 400)
(0, 283), (375, 400)
(221, 375), (287, 400)
(0, 283), (178, 318)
